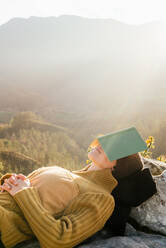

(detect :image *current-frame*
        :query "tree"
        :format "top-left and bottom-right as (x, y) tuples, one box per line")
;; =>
(10, 112), (43, 129)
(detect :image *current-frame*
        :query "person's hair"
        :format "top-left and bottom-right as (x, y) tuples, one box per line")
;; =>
(112, 153), (144, 180)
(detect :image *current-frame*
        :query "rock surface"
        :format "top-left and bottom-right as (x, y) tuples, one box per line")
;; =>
(79, 224), (166, 248)
(130, 169), (166, 235)
(142, 157), (166, 175)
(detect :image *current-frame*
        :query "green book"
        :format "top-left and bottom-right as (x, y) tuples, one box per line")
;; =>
(90, 126), (147, 161)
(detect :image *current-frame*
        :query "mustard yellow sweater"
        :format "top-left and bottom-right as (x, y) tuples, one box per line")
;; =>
(0, 165), (118, 248)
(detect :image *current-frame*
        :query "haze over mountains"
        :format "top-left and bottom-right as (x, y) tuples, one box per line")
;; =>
(0, 15), (166, 115)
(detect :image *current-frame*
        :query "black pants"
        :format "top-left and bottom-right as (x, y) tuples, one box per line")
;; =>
(0, 240), (5, 248)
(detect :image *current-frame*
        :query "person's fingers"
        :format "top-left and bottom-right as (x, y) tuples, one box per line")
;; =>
(2, 181), (12, 191)
(8, 175), (18, 186)
(4, 179), (12, 186)
(4, 179), (15, 188)
(17, 174), (27, 181)
(0, 185), (5, 192)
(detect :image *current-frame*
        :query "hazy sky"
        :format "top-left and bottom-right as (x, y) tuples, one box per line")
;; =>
(0, 0), (166, 26)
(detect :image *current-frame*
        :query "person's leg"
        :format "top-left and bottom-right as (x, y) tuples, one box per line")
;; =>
(103, 204), (131, 236)
(0, 239), (5, 248)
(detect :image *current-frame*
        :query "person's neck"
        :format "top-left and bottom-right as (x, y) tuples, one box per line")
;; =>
(72, 162), (118, 193)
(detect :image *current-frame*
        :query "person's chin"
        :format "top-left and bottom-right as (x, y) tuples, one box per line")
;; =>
(88, 157), (102, 168)
(88, 151), (94, 159)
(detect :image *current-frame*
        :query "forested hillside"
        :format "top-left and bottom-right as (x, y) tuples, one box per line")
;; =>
(0, 112), (86, 176)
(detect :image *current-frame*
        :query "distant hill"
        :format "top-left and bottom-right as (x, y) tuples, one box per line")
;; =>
(0, 119), (67, 137)
(0, 111), (67, 137)
(0, 16), (166, 115)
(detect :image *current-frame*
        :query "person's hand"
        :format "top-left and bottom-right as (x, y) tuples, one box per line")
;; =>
(0, 173), (31, 196)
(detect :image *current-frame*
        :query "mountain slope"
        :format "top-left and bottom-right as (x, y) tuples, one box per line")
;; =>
(0, 16), (166, 114)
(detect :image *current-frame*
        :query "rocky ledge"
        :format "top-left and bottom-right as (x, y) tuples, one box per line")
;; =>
(13, 157), (166, 248)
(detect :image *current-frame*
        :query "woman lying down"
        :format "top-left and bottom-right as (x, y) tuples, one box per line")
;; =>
(0, 127), (156, 248)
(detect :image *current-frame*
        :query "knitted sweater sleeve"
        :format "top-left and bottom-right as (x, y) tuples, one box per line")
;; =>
(14, 187), (115, 248)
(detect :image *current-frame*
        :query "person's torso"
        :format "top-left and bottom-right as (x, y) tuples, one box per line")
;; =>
(27, 165), (117, 216)
(28, 166), (80, 215)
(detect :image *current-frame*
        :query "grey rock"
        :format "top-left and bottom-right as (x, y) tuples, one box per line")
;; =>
(13, 240), (40, 248)
(78, 224), (166, 248)
(130, 169), (166, 235)
(142, 157), (166, 176)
